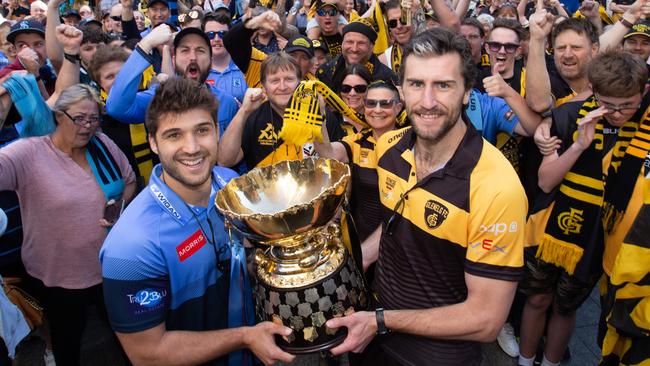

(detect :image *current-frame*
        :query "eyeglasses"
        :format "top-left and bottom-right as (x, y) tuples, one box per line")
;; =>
(206, 30), (227, 39)
(317, 8), (338, 16)
(110, 15), (121, 21)
(486, 41), (519, 54)
(340, 84), (368, 93)
(364, 99), (398, 109)
(178, 10), (200, 24)
(594, 95), (641, 114)
(387, 18), (407, 29)
(62, 110), (101, 126)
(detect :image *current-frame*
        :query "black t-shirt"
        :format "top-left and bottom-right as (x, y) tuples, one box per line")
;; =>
(241, 101), (346, 169)
(475, 59), (526, 96)
(319, 33), (343, 59)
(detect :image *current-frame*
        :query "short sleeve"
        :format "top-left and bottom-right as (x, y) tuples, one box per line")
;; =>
(489, 96), (518, 136)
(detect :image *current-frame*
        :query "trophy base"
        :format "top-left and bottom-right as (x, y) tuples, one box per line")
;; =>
(255, 243), (368, 354)
(276, 329), (347, 354)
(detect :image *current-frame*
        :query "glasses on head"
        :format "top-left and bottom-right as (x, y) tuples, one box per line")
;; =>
(364, 99), (398, 109)
(594, 95), (641, 114)
(317, 8), (338, 16)
(62, 110), (101, 126)
(178, 10), (200, 23)
(110, 15), (121, 21)
(486, 41), (519, 54)
(387, 18), (407, 29)
(340, 84), (368, 93)
(206, 30), (227, 39)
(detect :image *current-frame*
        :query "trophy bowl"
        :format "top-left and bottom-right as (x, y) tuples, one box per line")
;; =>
(216, 158), (368, 354)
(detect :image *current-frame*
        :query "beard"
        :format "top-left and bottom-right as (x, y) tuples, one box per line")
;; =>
(176, 61), (210, 83)
(161, 150), (215, 191)
(409, 103), (463, 144)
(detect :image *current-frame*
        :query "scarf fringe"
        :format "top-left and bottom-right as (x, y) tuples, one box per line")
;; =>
(536, 235), (585, 275)
(602, 202), (624, 234)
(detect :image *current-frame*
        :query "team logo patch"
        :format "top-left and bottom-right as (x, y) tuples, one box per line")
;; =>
(424, 199), (449, 229)
(176, 229), (207, 262)
(504, 110), (514, 121)
(205, 79), (215, 86)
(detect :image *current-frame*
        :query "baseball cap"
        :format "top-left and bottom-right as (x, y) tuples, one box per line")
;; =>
(79, 18), (103, 29)
(312, 39), (327, 53)
(148, 0), (170, 8)
(625, 23), (650, 39)
(316, 0), (339, 10)
(173, 27), (212, 54)
(62, 9), (81, 19)
(285, 35), (314, 58)
(7, 20), (45, 44)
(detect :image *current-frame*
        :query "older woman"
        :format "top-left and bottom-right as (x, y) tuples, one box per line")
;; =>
(316, 80), (402, 258)
(337, 63), (372, 136)
(0, 84), (135, 365)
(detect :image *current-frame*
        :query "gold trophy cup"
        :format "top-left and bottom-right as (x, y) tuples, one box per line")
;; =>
(215, 158), (368, 353)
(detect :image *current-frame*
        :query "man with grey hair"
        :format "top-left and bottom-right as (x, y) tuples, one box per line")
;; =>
(325, 28), (527, 366)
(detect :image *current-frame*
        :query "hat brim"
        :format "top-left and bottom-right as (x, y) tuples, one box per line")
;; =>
(173, 27), (211, 53)
(285, 46), (314, 58)
(7, 28), (45, 44)
(148, 0), (170, 8)
(624, 32), (650, 39)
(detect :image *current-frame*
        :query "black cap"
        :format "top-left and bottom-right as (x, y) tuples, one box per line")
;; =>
(342, 19), (377, 44)
(312, 39), (327, 52)
(173, 27), (212, 54)
(316, 0), (339, 10)
(79, 18), (103, 28)
(625, 23), (650, 39)
(63, 9), (81, 19)
(284, 35), (314, 58)
(148, 0), (170, 8)
(7, 20), (45, 44)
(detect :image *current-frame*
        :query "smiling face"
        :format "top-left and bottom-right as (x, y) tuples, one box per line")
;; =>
(485, 26), (519, 76)
(204, 20), (228, 59)
(149, 3), (171, 27)
(402, 52), (470, 143)
(149, 108), (219, 194)
(174, 34), (211, 82)
(623, 35), (650, 61)
(262, 67), (300, 111)
(553, 29), (597, 82)
(386, 7), (413, 46)
(342, 32), (373, 65)
(56, 99), (100, 149)
(364, 86), (401, 136)
(340, 74), (368, 112)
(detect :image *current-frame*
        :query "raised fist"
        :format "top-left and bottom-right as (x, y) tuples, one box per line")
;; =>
(55, 24), (83, 54)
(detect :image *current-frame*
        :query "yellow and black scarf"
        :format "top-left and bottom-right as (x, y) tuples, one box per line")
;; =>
(602, 99), (650, 234)
(536, 97), (606, 275)
(391, 43), (402, 75)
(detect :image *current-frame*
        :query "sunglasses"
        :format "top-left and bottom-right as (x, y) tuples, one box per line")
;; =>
(317, 8), (338, 16)
(387, 18), (407, 29)
(110, 15), (121, 21)
(364, 99), (398, 109)
(178, 10), (200, 23)
(206, 30), (227, 39)
(340, 84), (368, 93)
(486, 41), (519, 54)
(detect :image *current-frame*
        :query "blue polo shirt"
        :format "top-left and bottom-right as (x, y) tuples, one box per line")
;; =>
(105, 47), (239, 135)
(206, 60), (247, 104)
(100, 165), (253, 365)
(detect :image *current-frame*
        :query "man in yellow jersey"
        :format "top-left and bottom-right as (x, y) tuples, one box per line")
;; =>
(325, 28), (527, 366)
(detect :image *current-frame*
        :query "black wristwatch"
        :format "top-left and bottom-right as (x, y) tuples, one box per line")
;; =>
(64, 52), (80, 64)
(375, 308), (389, 335)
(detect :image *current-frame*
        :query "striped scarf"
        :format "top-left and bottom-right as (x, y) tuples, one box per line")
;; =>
(391, 43), (403, 75)
(279, 80), (369, 146)
(537, 97), (606, 275)
(602, 100), (650, 234)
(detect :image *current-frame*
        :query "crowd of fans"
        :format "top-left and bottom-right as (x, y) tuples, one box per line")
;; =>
(0, 0), (649, 364)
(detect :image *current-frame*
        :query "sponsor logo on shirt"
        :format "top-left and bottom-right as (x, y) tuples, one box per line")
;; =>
(469, 240), (510, 254)
(150, 184), (182, 220)
(205, 79), (215, 86)
(258, 123), (278, 146)
(128, 288), (168, 308)
(176, 229), (207, 262)
(424, 199), (449, 229)
(479, 221), (518, 235)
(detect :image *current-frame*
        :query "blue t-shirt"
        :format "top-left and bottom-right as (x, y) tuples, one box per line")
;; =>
(100, 165), (247, 352)
(465, 89), (519, 144)
(206, 60), (247, 105)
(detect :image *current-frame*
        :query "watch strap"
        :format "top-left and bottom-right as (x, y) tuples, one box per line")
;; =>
(620, 17), (634, 29)
(64, 53), (80, 63)
(375, 308), (389, 335)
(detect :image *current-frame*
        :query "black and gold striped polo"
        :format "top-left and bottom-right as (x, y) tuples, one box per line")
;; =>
(373, 124), (526, 365)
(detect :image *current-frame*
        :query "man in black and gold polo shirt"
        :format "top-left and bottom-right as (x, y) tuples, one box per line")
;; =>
(326, 28), (527, 366)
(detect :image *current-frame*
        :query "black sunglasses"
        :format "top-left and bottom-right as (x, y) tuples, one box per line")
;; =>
(387, 18), (407, 29)
(206, 30), (227, 39)
(486, 41), (519, 54)
(110, 15), (121, 21)
(317, 8), (338, 16)
(340, 84), (368, 93)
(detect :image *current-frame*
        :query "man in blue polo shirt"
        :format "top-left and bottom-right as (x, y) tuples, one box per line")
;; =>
(106, 24), (239, 136)
(100, 78), (295, 366)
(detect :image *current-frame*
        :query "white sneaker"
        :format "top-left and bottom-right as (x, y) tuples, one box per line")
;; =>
(497, 323), (520, 357)
(44, 348), (56, 366)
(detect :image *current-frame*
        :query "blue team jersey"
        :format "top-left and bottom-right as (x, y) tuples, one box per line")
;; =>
(206, 60), (247, 105)
(465, 89), (519, 144)
(100, 165), (253, 365)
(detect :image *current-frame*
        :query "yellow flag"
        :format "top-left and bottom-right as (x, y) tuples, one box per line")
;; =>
(372, 2), (389, 55)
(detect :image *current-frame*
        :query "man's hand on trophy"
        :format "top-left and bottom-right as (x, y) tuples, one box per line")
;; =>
(244, 322), (295, 365)
(326, 311), (377, 355)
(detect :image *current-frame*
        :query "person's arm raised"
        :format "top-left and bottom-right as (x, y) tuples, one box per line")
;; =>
(525, 2), (555, 113)
(46, 25), (82, 108)
(218, 88), (267, 167)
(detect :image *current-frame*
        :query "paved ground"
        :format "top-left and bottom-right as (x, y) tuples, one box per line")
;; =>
(11, 288), (603, 366)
